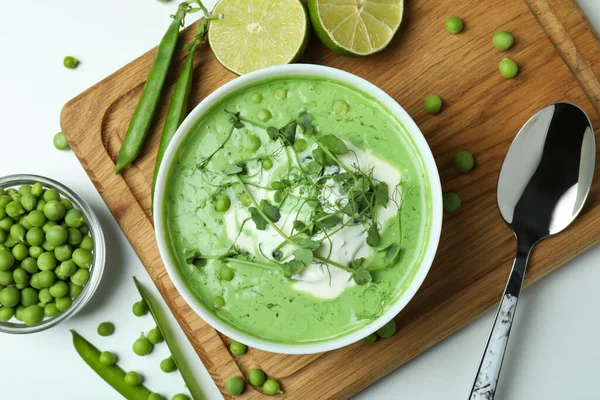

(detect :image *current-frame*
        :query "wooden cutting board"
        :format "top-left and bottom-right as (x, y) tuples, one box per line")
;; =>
(60, 0), (600, 398)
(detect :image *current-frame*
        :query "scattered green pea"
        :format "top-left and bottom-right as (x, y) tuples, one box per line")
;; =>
(499, 57), (519, 78)
(99, 351), (117, 366)
(454, 151), (476, 173)
(424, 95), (443, 114)
(124, 371), (143, 386)
(493, 31), (514, 51)
(443, 192), (462, 213)
(214, 195), (231, 213)
(247, 135), (262, 153)
(251, 93), (263, 103)
(229, 341), (247, 355)
(63, 56), (79, 69)
(274, 88), (287, 100)
(21, 305), (44, 326)
(133, 333), (153, 356)
(333, 100), (350, 116)
(133, 300), (149, 317)
(220, 265), (235, 281)
(293, 139), (308, 152)
(248, 369), (266, 387)
(263, 379), (281, 395)
(257, 109), (272, 122)
(226, 376), (245, 395)
(160, 356), (177, 373)
(377, 319), (397, 338)
(148, 327), (164, 344)
(262, 158), (273, 170)
(239, 193), (252, 207)
(0, 306), (14, 322)
(445, 16), (464, 34)
(97, 321), (115, 337)
(213, 296), (225, 309)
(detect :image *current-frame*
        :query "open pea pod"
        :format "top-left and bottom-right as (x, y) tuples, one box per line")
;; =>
(71, 330), (154, 400)
(134, 277), (206, 400)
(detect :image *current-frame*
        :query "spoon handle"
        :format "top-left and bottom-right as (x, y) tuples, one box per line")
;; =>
(469, 245), (531, 400)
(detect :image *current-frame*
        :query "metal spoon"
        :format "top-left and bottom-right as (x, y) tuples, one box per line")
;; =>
(469, 103), (595, 400)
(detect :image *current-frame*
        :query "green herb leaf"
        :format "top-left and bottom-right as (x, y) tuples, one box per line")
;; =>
(296, 238), (321, 250)
(374, 182), (389, 208)
(267, 126), (279, 140)
(184, 250), (207, 267)
(293, 220), (306, 231)
(353, 267), (372, 285)
(315, 213), (341, 229)
(249, 207), (267, 230)
(320, 134), (348, 155)
(367, 224), (381, 247)
(280, 260), (305, 278)
(293, 248), (313, 266)
(234, 121), (244, 129)
(224, 165), (243, 175)
(279, 123), (297, 145)
(305, 161), (322, 175)
(312, 148), (335, 166)
(297, 112), (314, 136)
(260, 200), (281, 223)
(350, 258), (366, 269)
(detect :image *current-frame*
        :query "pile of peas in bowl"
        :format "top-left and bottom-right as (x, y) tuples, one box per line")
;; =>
(0, 175), (105, 333)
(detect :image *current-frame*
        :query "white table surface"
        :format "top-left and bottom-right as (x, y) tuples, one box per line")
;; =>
(1, 1), (599, 399)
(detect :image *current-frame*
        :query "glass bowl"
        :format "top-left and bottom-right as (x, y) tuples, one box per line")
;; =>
(0, 174), (106, 334)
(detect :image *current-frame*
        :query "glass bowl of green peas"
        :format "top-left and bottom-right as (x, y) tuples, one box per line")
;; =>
(0, 174), (105, 334)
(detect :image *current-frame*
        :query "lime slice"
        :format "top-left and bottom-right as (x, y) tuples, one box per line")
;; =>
(209, 0), (310, 75)
(307, 0), (404, 57)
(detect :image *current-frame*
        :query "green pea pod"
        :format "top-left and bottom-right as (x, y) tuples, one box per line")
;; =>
(71, 330), (154, 400)
(133, 277), (206, 400)
(114, 5), (188, 174)
(151, 21), (208, 210)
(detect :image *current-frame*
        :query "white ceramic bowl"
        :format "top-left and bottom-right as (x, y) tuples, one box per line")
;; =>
(154, 64), (443, 354)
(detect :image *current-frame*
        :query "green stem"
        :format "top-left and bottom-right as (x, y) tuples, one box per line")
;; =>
(313, 254), (353, 273)
(223, 257), (277, 270)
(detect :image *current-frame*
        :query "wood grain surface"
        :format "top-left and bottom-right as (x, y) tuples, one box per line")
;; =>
(60, 0), (600, 398)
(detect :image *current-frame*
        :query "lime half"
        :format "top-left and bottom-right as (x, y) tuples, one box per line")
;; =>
(209, 0), (310, 75)
(308, 0), (404, 57)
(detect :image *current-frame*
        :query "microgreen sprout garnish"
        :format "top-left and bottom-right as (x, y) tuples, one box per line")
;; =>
(189, 109), (406, 285)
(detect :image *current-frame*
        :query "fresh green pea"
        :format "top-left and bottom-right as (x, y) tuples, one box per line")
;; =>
(0, 217), (13, 232)
(19, 216), (33, 230)
(38, 288), (54, 304)
(293, 139), (307, 152)
(73, 248), (93, 268)
(44, 303), (60, 317)
(3, 237), (17, 249)
(377, 319), (397, 338)
(54, 244), (73, 262)
(64, 209), (84, 228)
(443, 192), (462, 213)
(9, 193), (21, 203)
(14, 305), (25, 321)
(38, 252), (57, 270)
(71, 268), (90, 286)
(214, 195), (231, 213)
(69, 282), (83, 298)
(43, 189), (60, 202)
(60, 199), (73, 210)
(133, 300), (149, 317)
(172, 394), (189, 400)
(124, 371), (143, 386)
(0, 250), (15, 271)
(49, 281), (69, 298)
(25, 227), (44, 247)
(97, 322), (115, 337)
(55, 296), (72, 311)
(20, 194), (37, 212)
(239, 193), (252, 207)
(36, 199), (46, 211)
(213, 296), (225, 309)
(275, 88), (287, 100)
(15, 282), (29, 290)
(160, 356), (177, 373)
(263, 379), (281, 395)
(132, 333), (153, 356)
(0, 195), (11, 209)
(29, 273), (41, 290)
(80, 236), (94, 251)
(493, 31), (514, 51)
(20, 288), (39, 307)
(251, 93), (262, 103)
(10, 224), (25, 243)
(21, 305), (44, 326)
(0, 287), (20, 307)
(20, 257), (38, 274)
(43, 200), (66, 221)
(148, 327), (164, 344)
(229, 341), (247, 356)
(220, 265), (235, 281)
(248, 369), (266, 387)
(12, 243), (28, 261)
(6, 201), (24, 219)
(29, 246), (44, 259)
(31, 183), (43, 198)
(424, 95), (443, 114)
(445, 16), (464, 33)
(18, 185), (31, 196)
(37, 270), (56, 288)
(257, 109), (272, 122)
(262, 158), (273, 170)
(364, 332), (378, 343)
(454, 151), (476, 173)
(79, 224), (89, 235)
(0, 271), (13, 286)
(333, 100), (350, 116)
(53, 131), (71, 150)
(226, 377), (245, 395)
(27, 210), (46, 228)
(58, 260), (77, 278)
(99, 351), (117, 366)
(42, 220), (57, 233)
(499, 57), (519, 79)
(6, 188), (17, 197)
(13, 268), (28, 285)
(247, 135), (262, 153)
(42, 241), (56, 252)
(67, 228), (83, 246)
(0, 306), (14, 322)
(63, 56), (79, 69)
